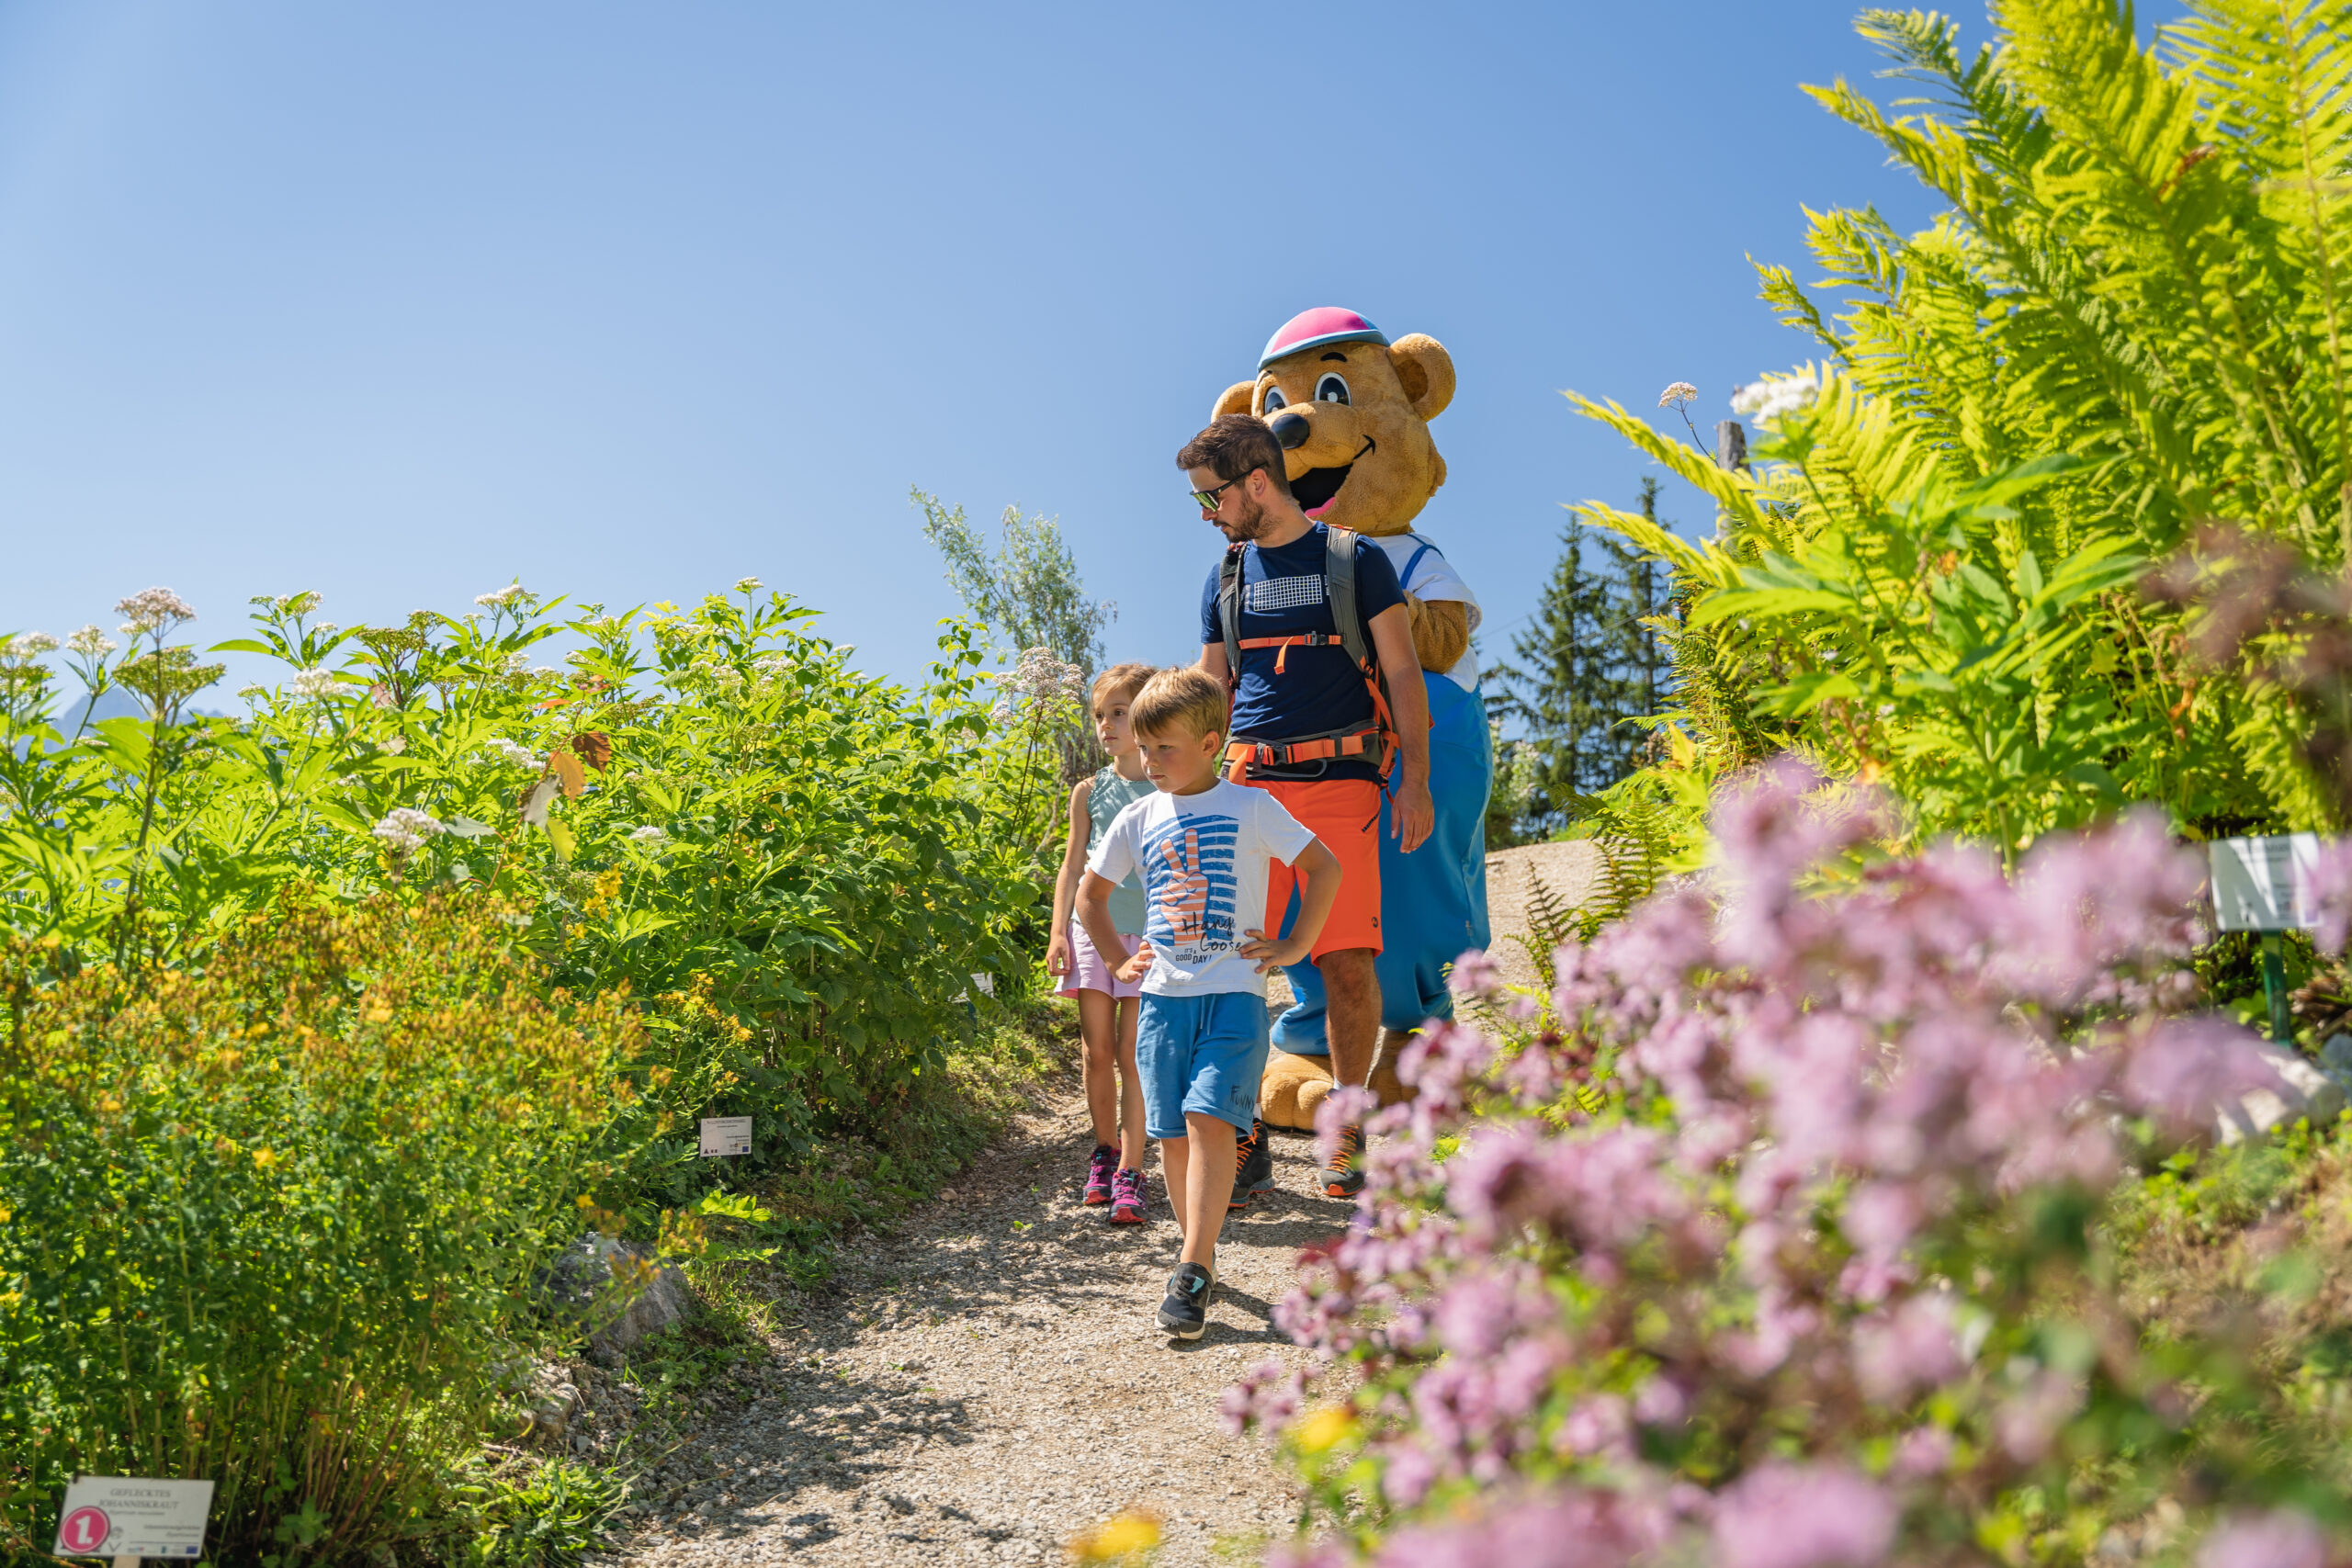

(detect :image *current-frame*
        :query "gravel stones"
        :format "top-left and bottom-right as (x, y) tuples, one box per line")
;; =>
(600, 1085), (1335, 1566)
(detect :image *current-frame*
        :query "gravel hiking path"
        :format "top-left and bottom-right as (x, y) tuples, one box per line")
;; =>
(605, 1083), (1344, 1567)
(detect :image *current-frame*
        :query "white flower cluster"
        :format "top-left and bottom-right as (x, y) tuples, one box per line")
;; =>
(476, 584), (528, 608)
(1001, 646), (1088, 708)
(686, 654), (746, 690)
(290, 669), (338, 698)
(3, 631), (59, 659)
(628, 825), (670, 844)
(115, 588), (197, 636)
(67, 625), (117, 658)
(1658, 381), (1700, 409)
(371, 807), (449, 852)
(734, 576), (763, 594)
(485, 739), (542, 770)
(1730, 370), (1820, 424)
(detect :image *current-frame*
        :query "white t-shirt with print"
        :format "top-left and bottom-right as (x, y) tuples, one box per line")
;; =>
(1086, 779), (1317, 998)
(1372, 531), (1483, 691)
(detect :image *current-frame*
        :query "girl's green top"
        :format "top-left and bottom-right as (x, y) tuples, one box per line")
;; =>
(1088, 764), (1156, 935)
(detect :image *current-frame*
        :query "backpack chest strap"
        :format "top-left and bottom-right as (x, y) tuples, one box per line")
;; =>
(1237, 632), (1347, 674)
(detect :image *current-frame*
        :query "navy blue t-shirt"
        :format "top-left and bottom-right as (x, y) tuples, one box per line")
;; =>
(1198, 524), (1407, 782)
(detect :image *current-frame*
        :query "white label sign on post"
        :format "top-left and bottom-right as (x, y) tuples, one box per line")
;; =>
(2211, 834), (2323, 931)
(52, 1476), (213, 1560)
(698, 1116), (752, 1156)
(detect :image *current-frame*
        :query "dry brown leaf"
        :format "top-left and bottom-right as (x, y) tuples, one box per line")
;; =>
(549, 750), (587, 799)
(569, 731), (613, 771)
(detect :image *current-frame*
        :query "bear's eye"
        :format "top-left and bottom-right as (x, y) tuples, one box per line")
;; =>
(1261, 385), (1287, 412)
(1315, 374), (1351, 406)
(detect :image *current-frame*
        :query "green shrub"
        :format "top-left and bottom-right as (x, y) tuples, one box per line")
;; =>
(0, 579), (1066, 1561)
(2, 585), (1059, 1197)
(0, 895), (636, 1563)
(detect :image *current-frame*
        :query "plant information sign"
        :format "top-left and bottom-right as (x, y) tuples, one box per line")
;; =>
(698, 1116), (752, 1157)
(2211, 833), (2323, 932)
(53, 1476), (213, 1561)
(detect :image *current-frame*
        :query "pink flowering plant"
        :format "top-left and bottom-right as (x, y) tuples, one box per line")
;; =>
(1235, 761), (2343, 1565)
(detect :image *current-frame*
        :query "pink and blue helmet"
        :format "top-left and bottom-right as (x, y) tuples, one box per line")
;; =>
(1259, 306), (1389, 370)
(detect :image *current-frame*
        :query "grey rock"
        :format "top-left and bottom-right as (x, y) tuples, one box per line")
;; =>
(2320, 1032), (2352, 1088)
(2218, 1048), (2349, 1145)
(543, 1233), (694, 1360)
(509, 1359), (581, 1437)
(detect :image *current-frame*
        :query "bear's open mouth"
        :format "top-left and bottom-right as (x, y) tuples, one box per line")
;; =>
(1292, 437), (1375, 516)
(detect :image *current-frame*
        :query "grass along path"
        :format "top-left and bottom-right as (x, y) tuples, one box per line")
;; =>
(602, 1079), (1343, 1566)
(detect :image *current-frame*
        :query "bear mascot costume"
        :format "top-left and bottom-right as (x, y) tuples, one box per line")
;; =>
(1209, 307), (1492, 1130)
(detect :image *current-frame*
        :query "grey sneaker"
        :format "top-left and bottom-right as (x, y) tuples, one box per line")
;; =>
(1157, 1261), (1215, 1339)
(1320, 1123), (1365, 1199)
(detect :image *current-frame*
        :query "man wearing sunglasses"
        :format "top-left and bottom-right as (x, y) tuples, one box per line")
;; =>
(1179, 413), (1433, 1200)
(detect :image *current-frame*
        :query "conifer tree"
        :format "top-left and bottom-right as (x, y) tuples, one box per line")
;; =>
(1489, 479), (1677, 841)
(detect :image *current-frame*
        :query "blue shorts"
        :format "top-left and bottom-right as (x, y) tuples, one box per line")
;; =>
(1136, 991), (1271, 1139)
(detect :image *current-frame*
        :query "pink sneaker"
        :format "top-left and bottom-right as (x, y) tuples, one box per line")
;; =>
(1110, 1167), (1147, 1224)
(1081, 1145), (1117, 1205)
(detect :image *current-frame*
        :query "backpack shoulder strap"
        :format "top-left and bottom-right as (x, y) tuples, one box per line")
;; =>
(1324, 525), (1370, 669)
(1216, 542), (1246, 687)
(1399, 536), (1438, 588)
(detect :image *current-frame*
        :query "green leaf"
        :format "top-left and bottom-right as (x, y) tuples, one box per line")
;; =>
(609, 909), (679, 943)
(1687, 587), (1855, 629)
(1753, 671), (1864, 716)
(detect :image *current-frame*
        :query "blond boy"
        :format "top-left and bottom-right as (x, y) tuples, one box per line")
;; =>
(1077, 668), (1340, 1339)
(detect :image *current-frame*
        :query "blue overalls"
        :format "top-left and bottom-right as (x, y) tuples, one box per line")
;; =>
(1272, 539), (1493, 1048)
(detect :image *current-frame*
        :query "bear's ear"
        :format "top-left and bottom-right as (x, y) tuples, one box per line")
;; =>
(1212, 379), (1257, 420)
(1388, 334), (1455, 422)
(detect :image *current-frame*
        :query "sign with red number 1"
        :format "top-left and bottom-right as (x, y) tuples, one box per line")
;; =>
(53, 1477), (213, 1560)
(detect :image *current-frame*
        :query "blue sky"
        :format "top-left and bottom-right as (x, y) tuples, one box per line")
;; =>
(0, 2), (2019, 694)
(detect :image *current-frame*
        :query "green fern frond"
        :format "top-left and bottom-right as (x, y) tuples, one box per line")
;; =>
(1855, 8), (2055, 177)
(1562, 393), (1768, 533)
(2167, 0), (2352, 560)
(2007, 0), (2322, 547)
(1571, 502), (1732, 585)
(1759, 261), (1852, 360)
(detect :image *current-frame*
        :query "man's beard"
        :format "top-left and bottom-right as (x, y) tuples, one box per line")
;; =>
(1221, 491), (1269, 540)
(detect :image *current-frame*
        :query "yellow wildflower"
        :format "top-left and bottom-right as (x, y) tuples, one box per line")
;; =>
(1292, 1404), (1354, 1454)
(1067, 1510), (1159, 1562)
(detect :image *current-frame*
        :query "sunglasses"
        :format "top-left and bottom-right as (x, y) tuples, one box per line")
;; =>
(1191, 473), (1247, 511)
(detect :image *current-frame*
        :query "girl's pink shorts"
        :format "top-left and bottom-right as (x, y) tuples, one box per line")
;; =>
(1057, 919), (1143, 999)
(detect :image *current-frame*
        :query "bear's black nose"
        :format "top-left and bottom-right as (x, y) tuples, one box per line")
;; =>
(1271, 411), (1312, 451)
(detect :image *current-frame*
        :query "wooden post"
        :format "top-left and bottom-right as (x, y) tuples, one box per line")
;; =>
(1711, 421), (1749, 538)
(1714, 420), (1748, 472)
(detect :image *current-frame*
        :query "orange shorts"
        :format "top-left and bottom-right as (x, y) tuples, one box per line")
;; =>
(1241, 774), (1383, 960)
